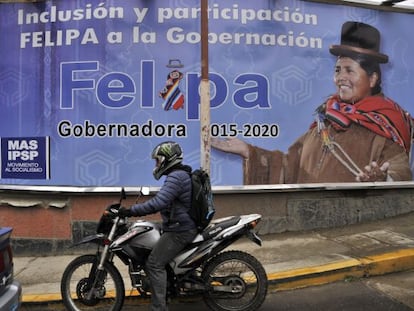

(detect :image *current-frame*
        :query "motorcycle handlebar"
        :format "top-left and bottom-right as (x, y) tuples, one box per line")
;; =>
(104, 187), (148, 218)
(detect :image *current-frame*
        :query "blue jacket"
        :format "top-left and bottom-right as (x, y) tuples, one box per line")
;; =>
(130, 165), (196, 231)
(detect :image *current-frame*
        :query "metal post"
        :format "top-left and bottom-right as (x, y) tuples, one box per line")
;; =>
(200, 0), (210, 174)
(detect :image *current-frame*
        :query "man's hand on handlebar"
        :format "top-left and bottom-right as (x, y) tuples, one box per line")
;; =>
(118, 206), (133, 218)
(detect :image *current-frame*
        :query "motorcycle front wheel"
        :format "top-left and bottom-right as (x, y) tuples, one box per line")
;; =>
(202, 250), (268, 311)
(60, 254), (125, 311)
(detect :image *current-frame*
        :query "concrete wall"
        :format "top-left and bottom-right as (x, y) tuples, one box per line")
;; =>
(214, 187), (414, 234)
(2, 184), (414, 256)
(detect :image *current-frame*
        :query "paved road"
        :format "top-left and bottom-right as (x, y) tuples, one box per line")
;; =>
(21, 270), (414, 311)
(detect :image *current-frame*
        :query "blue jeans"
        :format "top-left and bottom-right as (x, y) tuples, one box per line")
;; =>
(145, 229), (197, 311)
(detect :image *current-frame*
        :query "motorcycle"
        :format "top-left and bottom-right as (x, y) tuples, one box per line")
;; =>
(60, 188), (268, 311)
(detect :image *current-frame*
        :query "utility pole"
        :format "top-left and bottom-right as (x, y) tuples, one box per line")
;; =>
(200, 0), (210, 174)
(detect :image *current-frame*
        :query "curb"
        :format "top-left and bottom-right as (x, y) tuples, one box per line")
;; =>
(267, 248), (414, 291)
(22, 248), (414, 304)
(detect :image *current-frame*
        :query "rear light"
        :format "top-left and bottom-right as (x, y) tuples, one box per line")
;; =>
(0, 245), (12, 272)
(249, 220), (258, 229)
(0, 250), (4, 272)
(7, 245), (12, 264)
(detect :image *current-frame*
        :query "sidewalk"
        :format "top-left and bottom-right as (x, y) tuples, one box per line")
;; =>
(14, 211), (414, 303)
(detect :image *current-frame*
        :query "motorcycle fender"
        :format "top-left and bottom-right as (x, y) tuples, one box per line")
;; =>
(73, 233), (105, 246)
(247, 230), (262, 246)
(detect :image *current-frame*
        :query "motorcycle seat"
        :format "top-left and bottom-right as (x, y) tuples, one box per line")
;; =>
(201, 216), (241, 240)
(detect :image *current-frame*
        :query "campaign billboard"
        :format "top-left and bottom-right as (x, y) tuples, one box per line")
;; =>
(0, 0), (413, 187)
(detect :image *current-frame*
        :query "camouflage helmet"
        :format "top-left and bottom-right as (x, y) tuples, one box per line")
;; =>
(151, 141), (183, 180)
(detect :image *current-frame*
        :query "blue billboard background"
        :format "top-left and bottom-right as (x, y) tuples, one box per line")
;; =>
(0, 0), (413, 186)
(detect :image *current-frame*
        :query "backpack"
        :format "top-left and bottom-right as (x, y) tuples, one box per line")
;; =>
(189, 168), (215, 232)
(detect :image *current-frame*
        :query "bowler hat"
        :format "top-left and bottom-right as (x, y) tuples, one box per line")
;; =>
(329, 21), (388, 63)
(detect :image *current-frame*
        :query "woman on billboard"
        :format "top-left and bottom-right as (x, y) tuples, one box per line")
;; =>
(212, 21), (413, 184)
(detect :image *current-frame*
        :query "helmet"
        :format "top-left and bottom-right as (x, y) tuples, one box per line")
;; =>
(151, 141), (183, 180)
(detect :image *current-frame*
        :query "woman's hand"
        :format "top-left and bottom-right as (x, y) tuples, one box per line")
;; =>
(356, 161), (389, 182)
(211, 137), (249, 159)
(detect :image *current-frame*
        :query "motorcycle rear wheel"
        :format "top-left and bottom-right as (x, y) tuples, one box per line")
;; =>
(202, 250), (268, 311)
(60, 254), (125, 311)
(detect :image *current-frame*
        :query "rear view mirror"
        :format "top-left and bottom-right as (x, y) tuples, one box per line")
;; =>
(121, 187), (127, 200)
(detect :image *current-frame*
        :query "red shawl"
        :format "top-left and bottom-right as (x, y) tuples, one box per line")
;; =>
(319, 95), (413, 153)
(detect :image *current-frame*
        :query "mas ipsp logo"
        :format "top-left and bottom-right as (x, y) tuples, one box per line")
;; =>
(1, 137), (50, 179)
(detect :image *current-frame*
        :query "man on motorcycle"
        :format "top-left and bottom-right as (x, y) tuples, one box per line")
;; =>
(118, 141), (197, 311)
